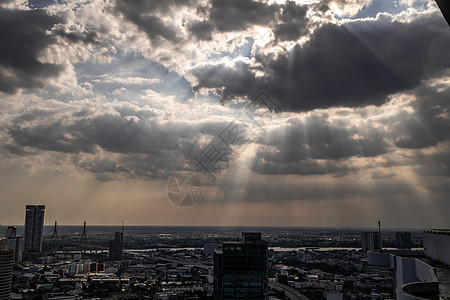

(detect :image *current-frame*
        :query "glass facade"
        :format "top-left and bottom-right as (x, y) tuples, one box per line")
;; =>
(214, 233), (268, 300)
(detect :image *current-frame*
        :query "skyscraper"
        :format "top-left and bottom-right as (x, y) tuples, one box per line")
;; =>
(24, 205), (45, 252)
(0, 249), (14, 300)
(214, 232), (268, 300)
(361, 231), (381, 251)
(395, 231), (412, 249)
(4, 227), (16, 253)
(4, 226), (24, 264)
(5, 226), (16, 239)
(109, 231), (123, 260)
(14, 237), (24, 263)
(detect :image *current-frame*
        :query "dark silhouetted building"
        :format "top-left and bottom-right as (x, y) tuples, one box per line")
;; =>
(5, 226), (16, 239)
(214, 232), (268, 300)
(109, 232), (123, 260)
(0, 249), (14, 300)
(4, 226), (24, 263)
(395, 231), (412, 249)
(361, 231), (381, 251)
(24, 205), (45, 252)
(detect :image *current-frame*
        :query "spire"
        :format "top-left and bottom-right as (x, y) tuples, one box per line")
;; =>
(80, 220), (88, 253)
(81, 221), (87, 241)
(378, 220), (382, 252)
(51, 221), (58, 243)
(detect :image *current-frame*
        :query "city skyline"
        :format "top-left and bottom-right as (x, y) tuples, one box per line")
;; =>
(0, 0), (450, 229)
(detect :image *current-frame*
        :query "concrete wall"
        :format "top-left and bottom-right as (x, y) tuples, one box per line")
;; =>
(424, 231), (450, 266)
(396, 282), (439, 300)
(367, 251), (439, 300)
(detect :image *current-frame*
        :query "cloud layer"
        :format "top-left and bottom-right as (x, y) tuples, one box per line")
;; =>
(0, 0), (449, 227)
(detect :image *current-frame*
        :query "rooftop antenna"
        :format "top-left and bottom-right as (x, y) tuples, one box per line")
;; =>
(122, 220), (124, 233)
(378, 220), (382, 252)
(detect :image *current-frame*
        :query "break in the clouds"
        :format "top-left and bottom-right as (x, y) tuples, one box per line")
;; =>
(0, 0), (449, 228)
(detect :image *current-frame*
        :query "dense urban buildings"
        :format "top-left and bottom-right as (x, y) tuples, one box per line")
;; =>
(24, 205), (45, 252)
(214, 232), (268, 300)
(0, 218), (448, 299)
(361, 232), (381, 252)
(0, 249), (14, 300)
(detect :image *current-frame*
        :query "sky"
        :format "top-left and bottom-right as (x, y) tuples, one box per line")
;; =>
(0, 0), (449, 228)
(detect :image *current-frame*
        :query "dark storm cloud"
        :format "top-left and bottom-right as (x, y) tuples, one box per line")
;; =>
(0, 8), (63, 93)
(418, 147), (450, 177)
(116, 0), (313, 45)
(3, 143), (34, 156)
(389, 83), (450, 149)
(273, 1), (309, 41)
(77, 157), (117, 173)
(188, 21), (214, 41)
(6, 113), (183, 178)
(192, 14), (450, 111)
(186, 0), (310, 41)
(206, 0), (278, 32)
(52, 26), (101, 45)
(8, 121), (96, 153)
(114, 0), (197, 45)
(7, 113), (178, 155)
(4, 102), (233, 178)
(251, 158), (352, 176)
(191, 60), (257, 96)
(250, 114), (388, 175)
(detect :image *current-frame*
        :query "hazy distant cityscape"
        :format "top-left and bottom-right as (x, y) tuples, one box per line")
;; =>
(1, 205), (450, 300)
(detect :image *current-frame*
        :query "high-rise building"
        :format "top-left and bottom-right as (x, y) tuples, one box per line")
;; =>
(4, 226), (23, 264)
(14, 237), (24, 263)
(203, 242), (218, 257)
(24, 205), (45, 252)
(395, 231), (412, 249)
(214, 232), (268, 300)
(361, 231), (381, 251)
(5, 227), (16, 239)
(424, 229), (450, 266)
(109, 231), (123, 260)
(0, 249), (14, 300)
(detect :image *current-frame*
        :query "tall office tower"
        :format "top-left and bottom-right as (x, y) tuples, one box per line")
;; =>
(24, 205), (45, 252)
(395, 231), (412, 249)
(0, 249), (14, 300)
(4, 226), (23, 263)
(14, 237), (24, 263)
(214, 232), (268, 300)
(361, 231), (382, 251)
(109, 231), (123, 260)
(5, 227), (16, 239)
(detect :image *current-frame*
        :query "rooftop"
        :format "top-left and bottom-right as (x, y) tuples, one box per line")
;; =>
(417, 256), (450, 299)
